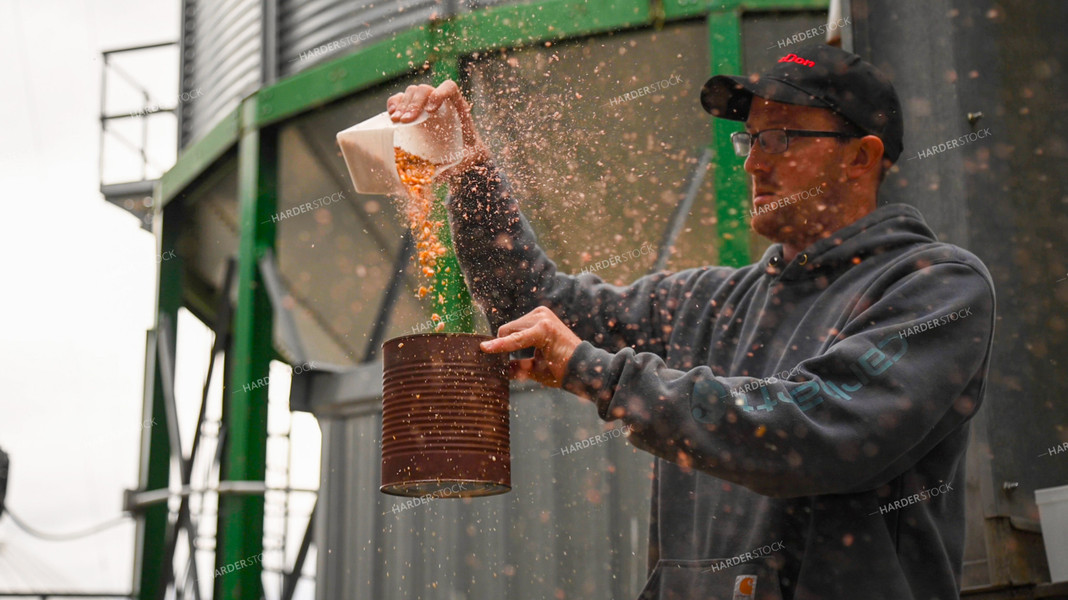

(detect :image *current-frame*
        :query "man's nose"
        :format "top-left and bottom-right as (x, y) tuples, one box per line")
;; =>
(744, 144), (771, 177)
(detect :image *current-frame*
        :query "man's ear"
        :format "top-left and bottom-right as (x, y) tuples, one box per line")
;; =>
(846, 135), (884, 180)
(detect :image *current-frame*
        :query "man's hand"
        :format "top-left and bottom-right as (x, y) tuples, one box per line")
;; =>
(386, 79), (493, 191)
(480, 306), (582, 388)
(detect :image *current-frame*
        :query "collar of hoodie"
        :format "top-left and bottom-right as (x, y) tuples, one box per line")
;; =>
(760, 203), (937, 281)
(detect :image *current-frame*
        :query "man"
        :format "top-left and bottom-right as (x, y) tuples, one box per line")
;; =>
(388, 43), (995, 600)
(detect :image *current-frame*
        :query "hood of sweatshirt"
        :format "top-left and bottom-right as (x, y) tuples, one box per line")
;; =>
(759, 203), (940, 282)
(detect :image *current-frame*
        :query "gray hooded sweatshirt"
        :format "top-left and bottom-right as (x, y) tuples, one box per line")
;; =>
(446, 160), (996, 600)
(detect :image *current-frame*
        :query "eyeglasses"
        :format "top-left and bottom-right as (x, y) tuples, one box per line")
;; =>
(731, 129), (862, 157)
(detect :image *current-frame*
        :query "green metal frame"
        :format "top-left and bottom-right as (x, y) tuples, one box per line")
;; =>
(133, 200), (184, 599)
(140, 0), (828, 596)
(212, 109), (277, 599)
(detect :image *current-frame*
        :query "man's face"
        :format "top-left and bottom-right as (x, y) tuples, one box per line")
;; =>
(743, 97), (863, 249)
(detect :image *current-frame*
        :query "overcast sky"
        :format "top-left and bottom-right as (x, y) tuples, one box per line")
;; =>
(0, 1), (318, 596)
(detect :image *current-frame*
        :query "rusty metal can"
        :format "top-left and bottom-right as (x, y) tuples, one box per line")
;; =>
(381, 333), (511, 497)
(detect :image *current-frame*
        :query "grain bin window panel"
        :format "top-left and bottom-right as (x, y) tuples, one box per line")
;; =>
(464, 22), (715, 280)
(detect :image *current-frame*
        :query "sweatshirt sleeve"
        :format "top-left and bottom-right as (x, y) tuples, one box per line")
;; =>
(560, 258), (996, 498)
(446, 158), (732, 355)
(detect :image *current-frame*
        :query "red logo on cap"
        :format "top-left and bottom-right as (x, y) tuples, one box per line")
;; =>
(778, 53), (815, 67)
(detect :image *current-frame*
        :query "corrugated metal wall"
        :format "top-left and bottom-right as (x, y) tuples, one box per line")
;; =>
(180, 0), (262, 147)
(277, 0), (439, 77)
(180, 0), (525, 148)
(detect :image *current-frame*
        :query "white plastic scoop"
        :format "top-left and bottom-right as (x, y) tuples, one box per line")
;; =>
(336, 102), (464, 196)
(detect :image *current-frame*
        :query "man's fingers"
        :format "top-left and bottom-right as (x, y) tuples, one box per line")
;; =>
(388, 85), (432, 121)
(386, 92), (406, 118)
(399, 86), (433, 121)
(509, 358), (535, 381)
(481, 328), (535, 354)
(426, 80), (459, 112)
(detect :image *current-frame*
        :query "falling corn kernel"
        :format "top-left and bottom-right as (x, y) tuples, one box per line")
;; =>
(395, 146), (447, 296)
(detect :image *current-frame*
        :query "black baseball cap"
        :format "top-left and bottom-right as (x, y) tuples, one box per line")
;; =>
(700, 43), (904, 163)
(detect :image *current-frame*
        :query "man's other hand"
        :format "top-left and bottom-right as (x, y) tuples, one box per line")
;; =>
(386, 79), (492, 189)
(480, 306), (582, 388)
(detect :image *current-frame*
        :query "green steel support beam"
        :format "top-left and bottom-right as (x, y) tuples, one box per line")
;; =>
(442, 0), (650, 56)
(707, 9), (750, 267)
(215, 101), (276, 600)
(133, 199), (184, 600)
(666, 0), (827, 19)
(251, 27), (433, 132)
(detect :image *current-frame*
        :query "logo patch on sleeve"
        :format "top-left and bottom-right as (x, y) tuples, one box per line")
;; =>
(733, 575), (757, 600)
